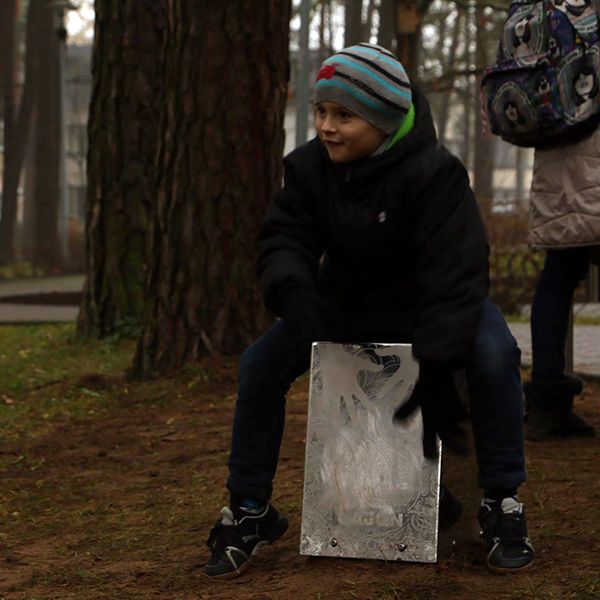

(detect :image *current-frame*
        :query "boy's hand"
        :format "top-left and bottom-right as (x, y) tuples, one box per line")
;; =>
(393, 363), (468, 459)
(281, 288), (325, 343)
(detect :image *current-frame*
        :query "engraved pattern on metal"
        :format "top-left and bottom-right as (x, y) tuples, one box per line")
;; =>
(300, 342), (441, 563)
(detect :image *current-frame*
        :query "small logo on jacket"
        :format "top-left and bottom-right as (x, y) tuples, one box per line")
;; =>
(378, 211), (387, 223)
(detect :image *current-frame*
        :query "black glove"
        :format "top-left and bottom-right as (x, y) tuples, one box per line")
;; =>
(394, 362), (468, 459)
(280, 287), (325, 343)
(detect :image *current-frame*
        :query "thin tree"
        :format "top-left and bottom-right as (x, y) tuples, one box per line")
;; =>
(378, 0), (396, 50)
(30, 1), (63, 270)
(472, 1), (495, 215)
(436, 9), (463, 146)
(133, 1), (292, 376)
(78, 0), (167, 337)
(345, 0), (363, 46)
(0, 0), (20, 264)
(395, 0), (435, 81)
(363, 0), (376, 41)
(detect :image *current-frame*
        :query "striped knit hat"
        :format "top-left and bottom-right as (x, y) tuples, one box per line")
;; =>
(314, 43), (412, 134)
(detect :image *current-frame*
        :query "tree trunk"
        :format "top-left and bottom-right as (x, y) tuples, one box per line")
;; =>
(0, 0), (16, 131)
(319, 0), (333, 64)
(0, 0), (39, 265)
(378, 0), (396, 51)
(394, 0), (433, 82)
(326, 0), (334, 56)
(134, 0), (292, 377)
(515, 146), (526, 210)
(21, 118), (36, 260)
(363, 0), (376, 42)
(0, 0), (18, 263)
(31, 2), (63, 270)
(472, 3), (495, 216)
(78, 0), (167, 338)
(295, 0), (311, 146)
(460, 9), (473, 169)
(345, 0), (363, 46)
(436, 9), (462, 146)
(319, 1), (327, 63)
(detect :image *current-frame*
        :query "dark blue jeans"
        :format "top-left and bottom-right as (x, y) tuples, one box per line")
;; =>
(531, 248), (590, 382)
(227, 298), (525, 502)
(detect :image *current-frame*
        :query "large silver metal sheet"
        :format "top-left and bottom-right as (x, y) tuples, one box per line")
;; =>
(300, 342), (441, 563)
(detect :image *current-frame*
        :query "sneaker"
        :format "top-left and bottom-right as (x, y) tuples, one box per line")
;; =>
(478, 497), (534, 573)
(204, 504), (288, 579)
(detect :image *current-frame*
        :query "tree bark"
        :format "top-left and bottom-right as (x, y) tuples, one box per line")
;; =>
(436, 9), (462, 146)
(31, 2), (63, 270)
(515, 146), (526, 210)
(378, 0), (396, 51)
(472, 2), (495, 215)
(394, 0), (433, 82)
(133, 0), (292, 376)
(363, 0), (376, 42)
(78, 0), (167, 337)
(0, 0), (18, 263)
(460, 9), (473, 169)
(0, 0), (40, 265)
(21, 118), (36, 260)
(319, 1), (326, 61)
(0, 0), (16, 129)
(345, 0), (363, 46)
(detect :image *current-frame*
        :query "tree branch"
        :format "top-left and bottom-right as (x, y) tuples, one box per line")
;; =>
(450, 0), (510, 13)
(421, 65), (489, 92)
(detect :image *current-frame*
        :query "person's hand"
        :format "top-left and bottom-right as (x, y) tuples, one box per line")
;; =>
(394, 362), (468, 459)
(281, 287), (325, 343)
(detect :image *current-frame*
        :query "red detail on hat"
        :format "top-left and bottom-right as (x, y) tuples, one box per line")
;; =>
(317, 64), (337, 81)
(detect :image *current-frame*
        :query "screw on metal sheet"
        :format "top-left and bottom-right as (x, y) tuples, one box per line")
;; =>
(397, 543), (407, 552)
(330, 538), (338, 547)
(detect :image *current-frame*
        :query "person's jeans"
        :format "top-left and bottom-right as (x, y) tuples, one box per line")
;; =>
(226, 298), (525, 502)
(530, 248), (590, 382)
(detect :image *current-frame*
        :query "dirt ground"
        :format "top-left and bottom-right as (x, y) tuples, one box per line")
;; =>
(1, 332), (600, 599)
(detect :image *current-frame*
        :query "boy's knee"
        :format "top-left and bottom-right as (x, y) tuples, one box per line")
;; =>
(237, 335), (306, 399)
(472, 326), (521, 379)
(238, 343), (268, 385)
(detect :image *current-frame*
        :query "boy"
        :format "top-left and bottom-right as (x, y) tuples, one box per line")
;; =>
(205, 44), (534, 578)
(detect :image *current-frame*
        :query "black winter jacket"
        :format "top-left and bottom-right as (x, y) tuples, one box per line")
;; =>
(257, 87), (489, 367)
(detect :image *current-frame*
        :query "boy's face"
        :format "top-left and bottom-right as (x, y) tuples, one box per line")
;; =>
(315, 101), (387, 163)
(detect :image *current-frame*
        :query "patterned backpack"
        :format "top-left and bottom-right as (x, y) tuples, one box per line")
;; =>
(481, 0), (600, 147)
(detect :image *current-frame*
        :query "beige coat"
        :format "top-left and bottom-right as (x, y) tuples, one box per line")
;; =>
(528, 127), (600, 249)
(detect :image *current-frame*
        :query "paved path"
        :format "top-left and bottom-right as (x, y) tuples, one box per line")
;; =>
(508, 322), (600, 379)
(0, 303), (79, 323)
(0, 275), (598, 377)
(0, 275), (84, 298)
(0, 275), (83, 323)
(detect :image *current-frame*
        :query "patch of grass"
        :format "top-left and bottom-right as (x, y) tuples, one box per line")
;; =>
(0, 324), (136, 442)
(0, 261), (45, 279)
(573, 574), (600, 598)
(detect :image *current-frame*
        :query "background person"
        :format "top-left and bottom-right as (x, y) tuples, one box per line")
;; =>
(525, 129), (600, 441)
